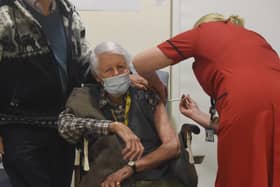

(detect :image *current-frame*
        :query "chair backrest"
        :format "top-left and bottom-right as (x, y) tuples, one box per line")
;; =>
(156, 70), (169, 87)
(156, 70), (170, 111)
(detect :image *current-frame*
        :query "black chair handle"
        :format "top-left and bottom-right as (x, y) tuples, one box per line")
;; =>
(181, 123), (200, 135)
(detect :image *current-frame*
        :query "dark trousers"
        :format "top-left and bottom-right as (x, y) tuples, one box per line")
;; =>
(0, 126), (75, 187)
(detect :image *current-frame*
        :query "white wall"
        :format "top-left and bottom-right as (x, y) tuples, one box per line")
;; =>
(170, 0), (280, 187)
(78, 0), (171, 55)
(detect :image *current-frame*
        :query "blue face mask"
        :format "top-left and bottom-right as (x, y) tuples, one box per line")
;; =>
(102, 73), (130, 97)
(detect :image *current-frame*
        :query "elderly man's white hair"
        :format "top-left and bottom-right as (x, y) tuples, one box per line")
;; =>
(90, 41), (132, 74)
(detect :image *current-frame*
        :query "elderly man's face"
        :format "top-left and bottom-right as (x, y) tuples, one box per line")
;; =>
(96, 53), (129, 80)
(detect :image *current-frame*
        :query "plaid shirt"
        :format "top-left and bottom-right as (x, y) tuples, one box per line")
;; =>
(58, 108), (112, 144)
(99, 88), (160, 123)
(58, 87), (160, 144)
(99, 89), (127, 123)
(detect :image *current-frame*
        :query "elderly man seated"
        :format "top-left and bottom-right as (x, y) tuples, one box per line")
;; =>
(58, 41), (185, 187)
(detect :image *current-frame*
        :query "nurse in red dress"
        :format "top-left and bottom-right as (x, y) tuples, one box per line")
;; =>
(132, 13), (280, 187)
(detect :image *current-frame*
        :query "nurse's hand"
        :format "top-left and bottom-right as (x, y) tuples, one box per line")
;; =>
(179, 94), (201, 118)
(180, 94), (218, 130)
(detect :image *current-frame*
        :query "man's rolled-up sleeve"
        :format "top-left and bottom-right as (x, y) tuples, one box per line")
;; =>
(58, 108), (112, 144)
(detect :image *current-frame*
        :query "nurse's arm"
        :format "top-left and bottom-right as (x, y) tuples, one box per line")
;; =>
(180, 94), (219, 132)
(133, 47), (173, 75)
(133, 47), (173, 102)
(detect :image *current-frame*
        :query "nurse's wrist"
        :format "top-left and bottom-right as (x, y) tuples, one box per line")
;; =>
(191, 111), (211, 129)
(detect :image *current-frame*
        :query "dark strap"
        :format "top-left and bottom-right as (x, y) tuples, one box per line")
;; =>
(0, 113), (58, 127)
(166, 40), (186, 60)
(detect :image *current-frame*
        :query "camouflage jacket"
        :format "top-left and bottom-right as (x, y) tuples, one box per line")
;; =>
(0, 0), (91, 127)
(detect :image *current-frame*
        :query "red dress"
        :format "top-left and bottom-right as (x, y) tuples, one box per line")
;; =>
(158, 21), (280, 187)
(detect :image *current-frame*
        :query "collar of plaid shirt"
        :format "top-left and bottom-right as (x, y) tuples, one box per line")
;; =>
(99, 88), (130, 123)
(98, 88), (128, 109)
(98, 87), (160, 124)
(22, 0), (56, 14)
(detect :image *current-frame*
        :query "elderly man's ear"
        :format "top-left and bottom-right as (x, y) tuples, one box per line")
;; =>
(95, 76), (102, 84)
(90, 69), (102, 83)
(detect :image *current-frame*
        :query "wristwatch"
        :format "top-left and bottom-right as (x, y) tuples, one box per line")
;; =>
(127, 160), (137, 173)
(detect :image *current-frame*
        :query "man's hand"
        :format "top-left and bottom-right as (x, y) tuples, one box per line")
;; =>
(109, 122), (144, 161)
(129, 74), (148, 90)
(101, 166), (133, 187)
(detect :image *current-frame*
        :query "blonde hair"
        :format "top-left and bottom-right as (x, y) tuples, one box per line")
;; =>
(194, 13), (245, 28)
(227, 15), (245, 27)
